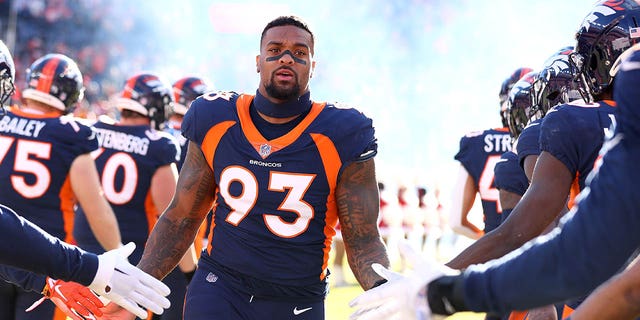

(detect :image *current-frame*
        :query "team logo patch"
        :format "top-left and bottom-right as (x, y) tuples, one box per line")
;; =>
(206, 272), (218, 283)
(259, 143), (272, 158)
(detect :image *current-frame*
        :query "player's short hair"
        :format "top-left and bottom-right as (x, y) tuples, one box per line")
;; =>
(260, 15), (315, 49)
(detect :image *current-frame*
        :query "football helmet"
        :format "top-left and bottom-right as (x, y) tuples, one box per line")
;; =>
(22, 53), (84, 113)
(0, 40), (15, 112)
(571, 0), (640, 100)
(531, 46), (582, 120)
(499, 67), (534, 127)
(506, 71), (537, 138)
(172, 76), (210, 116)
(115, 73), (174, 130)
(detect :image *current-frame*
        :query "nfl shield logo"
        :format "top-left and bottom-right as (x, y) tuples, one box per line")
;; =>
(259, 144), (272, 158)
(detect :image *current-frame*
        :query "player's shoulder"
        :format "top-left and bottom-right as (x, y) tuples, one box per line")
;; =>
(56, 114), (97, 140)
(190, 90), (240, 111)
(321, 101), (372, 122)
(145, 128), (177, 143)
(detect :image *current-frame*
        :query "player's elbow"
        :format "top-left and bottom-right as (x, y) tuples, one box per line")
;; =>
(451, 223), (481, 240)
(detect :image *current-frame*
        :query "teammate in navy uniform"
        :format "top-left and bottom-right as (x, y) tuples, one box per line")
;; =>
(450, 67), (531, 240)
(73, 73), (196, 320)
(166, 76), (213, 268)
(349, 2), (640, 319)
(0, 52), (123, 320)
(493, 151), (527, 224)
(102, 15), (389, 320)
(446, 25), (619, 274)
(167, 76), (212, 171)
(0, 41), (168, 320)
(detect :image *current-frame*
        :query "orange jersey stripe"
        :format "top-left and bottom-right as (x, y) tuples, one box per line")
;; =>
(36, 57), (61, 94)
(200, 120), (234, 255)
(310, 132), (341, 280)
(59, 175), (76, 244)
(568, 175), (580, 209)
(145, 191), (159, 236)
(236, 94), (325, 158)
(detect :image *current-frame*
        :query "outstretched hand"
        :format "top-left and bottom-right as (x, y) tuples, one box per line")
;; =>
(349, 241), (456, 320)
(89, 242), (170, 319)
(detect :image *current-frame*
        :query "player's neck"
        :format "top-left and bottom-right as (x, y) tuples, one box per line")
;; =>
(21, 100), (63, 116)
(254, 90), (311, 124)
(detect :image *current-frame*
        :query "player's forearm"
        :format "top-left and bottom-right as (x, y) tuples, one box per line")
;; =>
(345, 237), (389, 289)
(137, 211), (201, 280)
(337, 159), (389, 289)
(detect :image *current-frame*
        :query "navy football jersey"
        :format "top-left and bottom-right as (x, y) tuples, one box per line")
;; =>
(0, 108), (98, 241)
(539, 101), (616, 191)
(494, 151), (528, 197)
(459, 47), (640, 316)
(515, 118), (543, 169)
(454, 128), (512, 233)
(74, 120), (179, 262)
(181, 91), (376, 292)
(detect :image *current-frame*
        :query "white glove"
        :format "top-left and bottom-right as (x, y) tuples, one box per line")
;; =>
(89, 242), (171, 319)
(349, 241), (456, 320)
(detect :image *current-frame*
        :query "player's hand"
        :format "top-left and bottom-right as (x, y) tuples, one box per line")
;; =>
(26, 277), (104, 320)
(349, 241), (455, 320)
(89, 242), (170, 319)
(96, 302), (137, 320)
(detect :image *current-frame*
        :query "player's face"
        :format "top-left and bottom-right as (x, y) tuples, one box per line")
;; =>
(257, 25), (315, 102)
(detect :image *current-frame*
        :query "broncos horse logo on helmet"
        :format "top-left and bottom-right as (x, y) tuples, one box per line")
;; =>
(531, 46), (582, 121)
(21, 53), (84, 113)
(571, 0), (640, 101)
(0, 41), (15, 118)
(499, 67), (534, 128)
(172, 76), (211, 116)
(506, 71), (538, 138)
(114, 73), (174, 130)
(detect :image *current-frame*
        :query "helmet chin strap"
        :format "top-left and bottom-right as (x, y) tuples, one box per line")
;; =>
(254, 90), (311, 119)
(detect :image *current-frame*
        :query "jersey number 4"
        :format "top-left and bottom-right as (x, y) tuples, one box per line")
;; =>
(479, 154), (502, 213)
(220, 166), (316, 238)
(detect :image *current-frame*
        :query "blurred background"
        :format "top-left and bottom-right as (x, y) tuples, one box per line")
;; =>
(0, 1), (603, 318)
(0, 0), (597, 193)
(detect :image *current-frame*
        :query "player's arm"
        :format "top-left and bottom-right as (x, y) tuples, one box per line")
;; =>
(150, 162), (198, 275)
(338, 158), (390, 290)
(522, 154), (538, 181)
(498, 189), (521, 212)
(447, 151), (572, 269)
(70, 153), (123, 250)
(138, 141), (215, 280)
(570, 256), (640, 320)
(449, 165), (483, 240)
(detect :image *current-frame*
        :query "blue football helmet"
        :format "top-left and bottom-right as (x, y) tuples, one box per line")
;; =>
(499, 67), (534, 127)
(506, 71), (538, 138)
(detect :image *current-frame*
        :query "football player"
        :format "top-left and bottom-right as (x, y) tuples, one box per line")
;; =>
(0, 40), (169, 320)
(450, 67), (532, 240)
(167, 76), (212, 170)
(349, 1), (640, 319)
(102, 15), (390, 320)
(72, 73), (197, 320)
(0, 51), (123, 320)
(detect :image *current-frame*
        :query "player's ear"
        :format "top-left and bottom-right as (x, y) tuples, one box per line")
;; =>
(256, 55), (260, 73)
(310, 60), (316, 78)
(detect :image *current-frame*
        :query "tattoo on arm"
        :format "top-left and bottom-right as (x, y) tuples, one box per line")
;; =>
(337, 159), (390, 289)
(138, 142), (216, 279)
